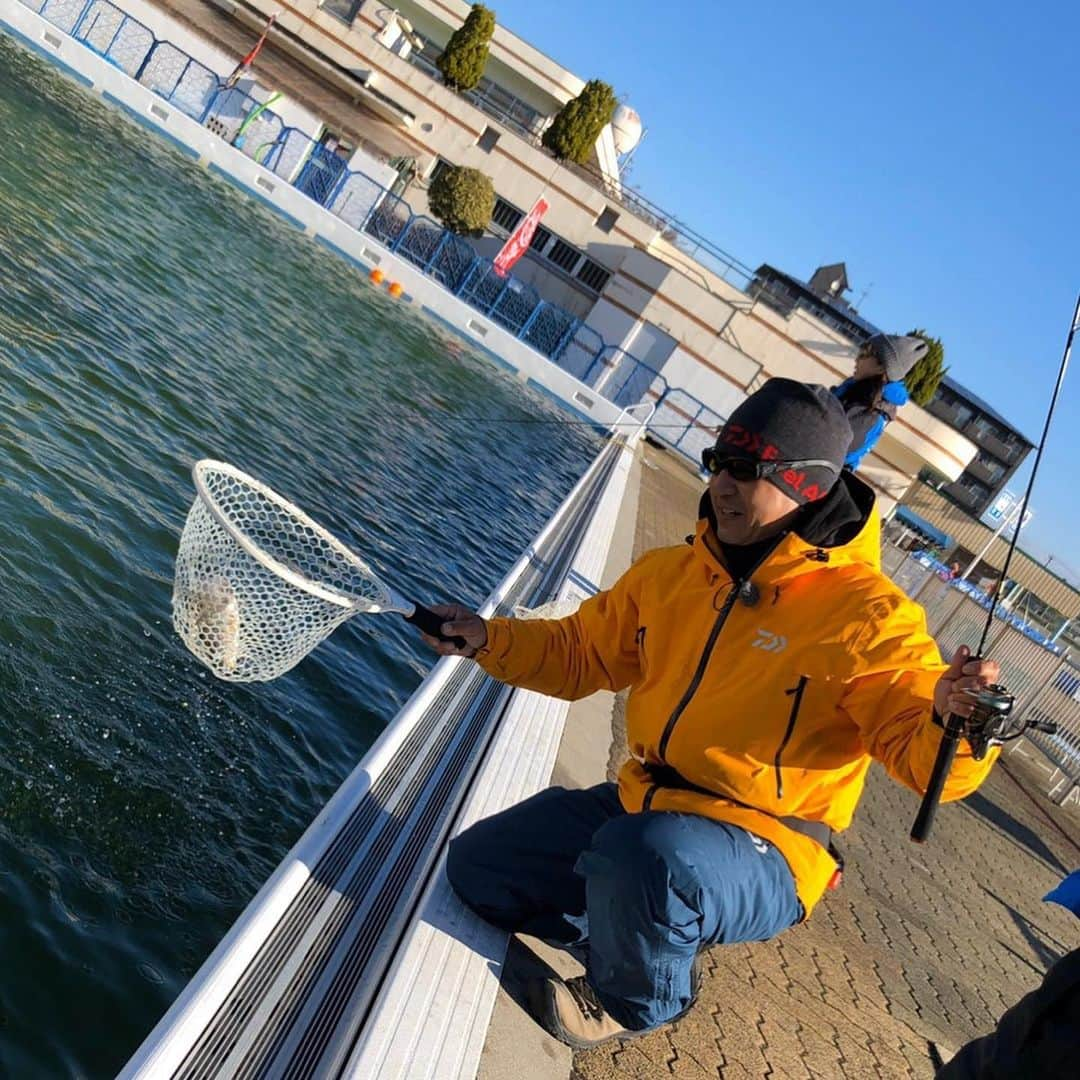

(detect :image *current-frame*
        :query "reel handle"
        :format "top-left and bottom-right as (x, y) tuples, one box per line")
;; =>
(910, 711), (965, 843)
(405, 603), (469, 649)
(911, 656), (1015, 843)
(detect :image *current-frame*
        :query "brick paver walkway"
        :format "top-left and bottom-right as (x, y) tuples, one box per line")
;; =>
(577, 441), (1080, 1079)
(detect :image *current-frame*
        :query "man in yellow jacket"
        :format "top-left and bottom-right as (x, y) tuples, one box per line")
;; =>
(422, 378), (1001, 1049)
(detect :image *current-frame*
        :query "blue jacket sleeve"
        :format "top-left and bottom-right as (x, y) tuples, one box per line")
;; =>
(845, 412), (887, 468)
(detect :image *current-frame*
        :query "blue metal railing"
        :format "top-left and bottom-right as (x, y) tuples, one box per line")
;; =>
(16, 0), (737, 460)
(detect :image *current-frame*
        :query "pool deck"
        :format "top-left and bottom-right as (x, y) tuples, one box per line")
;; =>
(480, 440), (1080, 1079)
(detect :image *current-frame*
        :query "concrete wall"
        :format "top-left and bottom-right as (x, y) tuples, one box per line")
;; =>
(588, 248), (759, 395)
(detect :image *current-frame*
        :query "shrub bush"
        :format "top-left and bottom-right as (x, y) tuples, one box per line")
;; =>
(428, 165), (496, 235)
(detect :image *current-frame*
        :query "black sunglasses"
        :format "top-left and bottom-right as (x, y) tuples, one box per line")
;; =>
(701, 447), (838, 482)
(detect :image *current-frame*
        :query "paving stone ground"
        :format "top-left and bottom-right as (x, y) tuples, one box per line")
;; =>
(576, 441), (1080, 1080)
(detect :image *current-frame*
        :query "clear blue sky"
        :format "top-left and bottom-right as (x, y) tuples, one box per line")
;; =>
(494, 0), (1079, 580)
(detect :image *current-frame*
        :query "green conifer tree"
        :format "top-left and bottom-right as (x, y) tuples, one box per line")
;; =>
(905, 329), (948, 406)
(436, 5), (496, 92)
(541, 80), (618, 164)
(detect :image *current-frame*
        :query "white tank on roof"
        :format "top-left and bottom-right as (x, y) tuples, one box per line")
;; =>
(610, 104), (643, 155)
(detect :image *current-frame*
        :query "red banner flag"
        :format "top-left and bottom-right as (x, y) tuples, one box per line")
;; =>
(493, 197), (549, 277)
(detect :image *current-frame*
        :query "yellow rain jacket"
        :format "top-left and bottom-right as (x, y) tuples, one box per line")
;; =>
(476, 474), (998, 917)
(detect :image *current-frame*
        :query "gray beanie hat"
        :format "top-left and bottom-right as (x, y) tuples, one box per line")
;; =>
(866, 333), (928, 382)
(716, 378), (852, 503)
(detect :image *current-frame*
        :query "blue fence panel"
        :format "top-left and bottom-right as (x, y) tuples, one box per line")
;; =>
(326, 169), (385, 230)
(490, 276), (542, 335)
(71, 2), (152, 77)
(102, 16), (153, 76)
(427, 233), (476, 293)
(592, 347), (667, 408)
(232, 108), (284, 162)
(40, 0), (90, 33)
(293, 142), (349, 206)
(553, 323), (605, 382)
(395, 216), (445, 269)
(363, 191), (412, 247)
(137, 40), (188, 97)
(458, 262), (507, 315)
(649, 387), (725, 466)
(71, 0), (120, 45)
(520, 303), (575, 359)
(263, 128), (314, 181)
(137, 43), (219, 120)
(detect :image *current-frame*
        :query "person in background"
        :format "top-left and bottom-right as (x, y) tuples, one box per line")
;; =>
(833, 333), (929, 469)
(937, 869), (1080, 1078)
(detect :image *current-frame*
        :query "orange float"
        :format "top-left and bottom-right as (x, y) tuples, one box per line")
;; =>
(369, 268), (385, 285)
(387, 282), (404, 299)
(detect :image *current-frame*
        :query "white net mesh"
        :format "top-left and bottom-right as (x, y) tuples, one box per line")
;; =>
(172, 461), (393, 682)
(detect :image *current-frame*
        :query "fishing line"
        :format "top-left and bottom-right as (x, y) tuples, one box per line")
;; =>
(974, 294), (1078, 655)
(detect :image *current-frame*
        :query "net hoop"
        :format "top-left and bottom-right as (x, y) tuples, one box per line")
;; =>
(192, 460), (378, 612)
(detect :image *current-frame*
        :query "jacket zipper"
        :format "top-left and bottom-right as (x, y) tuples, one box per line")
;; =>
(657, 583), (742, 763)
(642, 530), (791, 812)
(776, 676), (809, 800)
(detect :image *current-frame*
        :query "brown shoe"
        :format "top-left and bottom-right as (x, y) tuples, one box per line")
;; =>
(536, 974), (638, 1050)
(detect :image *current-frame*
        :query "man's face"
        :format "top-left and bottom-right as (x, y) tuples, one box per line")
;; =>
(708, 465), (802, 546)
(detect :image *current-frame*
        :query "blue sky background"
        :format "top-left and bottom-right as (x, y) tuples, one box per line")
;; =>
(494, 0), (1079, 582)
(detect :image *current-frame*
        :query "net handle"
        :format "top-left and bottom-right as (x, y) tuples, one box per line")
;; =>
(191, 459), (387, 612)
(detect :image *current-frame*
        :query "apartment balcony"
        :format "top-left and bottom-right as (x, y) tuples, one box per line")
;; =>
(926, 401), (972, 428)
(944, 482), (985, 512)
(965, 458), (1005, 487)
(971, 429), (1027, 466)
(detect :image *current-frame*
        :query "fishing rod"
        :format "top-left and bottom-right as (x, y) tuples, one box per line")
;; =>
(911, 293), (1079, 843)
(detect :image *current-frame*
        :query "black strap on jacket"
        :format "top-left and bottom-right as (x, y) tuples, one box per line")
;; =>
(643, 763), (833, 852)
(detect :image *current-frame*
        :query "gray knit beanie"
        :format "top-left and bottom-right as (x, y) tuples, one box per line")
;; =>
(715, 379), (851, 503)
(866, 333), (928, 382)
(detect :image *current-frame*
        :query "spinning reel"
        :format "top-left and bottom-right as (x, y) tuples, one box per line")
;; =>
(962, 684), (1059, 761)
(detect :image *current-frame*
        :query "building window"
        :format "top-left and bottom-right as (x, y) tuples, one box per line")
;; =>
(529, 225), (552, 253)
(595, 207), (619, 233)
(969, 416), (1009, 444)
(491, 197), (523, 232)
(957, 475), (992, 500)
(428, 157), (453, 183)
(576, 258), (611, 293)
(976, 452), (1006, 483)
(476, 126), (500, 153)
(546, 238), (581, 273)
